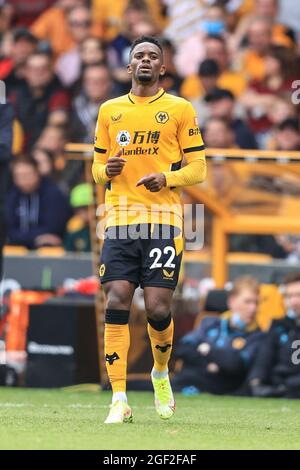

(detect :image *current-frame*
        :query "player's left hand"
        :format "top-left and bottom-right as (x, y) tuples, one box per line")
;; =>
(136, 173), (166, 192)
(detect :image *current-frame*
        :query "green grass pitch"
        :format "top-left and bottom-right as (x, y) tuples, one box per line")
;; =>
(0, 388), (300, 450)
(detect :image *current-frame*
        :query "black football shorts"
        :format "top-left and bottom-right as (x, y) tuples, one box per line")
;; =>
(99, 224), (183, 290)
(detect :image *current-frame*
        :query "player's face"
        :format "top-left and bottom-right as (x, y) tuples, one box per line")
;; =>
(128, 42), (165, 85)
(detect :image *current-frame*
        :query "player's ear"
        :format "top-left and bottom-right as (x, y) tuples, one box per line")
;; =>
(159, 65), (166, 77)
(127, 64), (132, 76)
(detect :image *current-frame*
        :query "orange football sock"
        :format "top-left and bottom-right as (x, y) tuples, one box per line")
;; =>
(147, 314), (174, 373)
(104, 309), (130, 393)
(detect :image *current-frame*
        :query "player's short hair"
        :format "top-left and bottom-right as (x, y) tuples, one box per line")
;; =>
(283, 272), (300, 286)
(229, 276), (260, 297)
(130, 36), (163, 58)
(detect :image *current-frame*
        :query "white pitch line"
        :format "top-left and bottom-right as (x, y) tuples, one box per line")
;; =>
(0, 402), (295, 413)
(0, 403), (34, 408)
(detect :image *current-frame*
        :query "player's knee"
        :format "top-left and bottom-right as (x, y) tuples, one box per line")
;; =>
(104, 285), (132, 310)
(106, 293), (130, 310)
(145, 298), (170, 321)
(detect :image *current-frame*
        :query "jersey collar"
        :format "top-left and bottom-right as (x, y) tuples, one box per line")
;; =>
(128, 88), (165, 104)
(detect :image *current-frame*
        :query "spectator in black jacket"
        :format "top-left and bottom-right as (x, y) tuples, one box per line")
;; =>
(9, 51), (70, 150)
(0, 28), (38, 95)
(6, 156), (71, 249)
(70, 62), (112, 144)
(172, 276), (265, 395)
(205, 88), (258, 149)
(249, 272), (300, 399)
(0, 102), (13, 278)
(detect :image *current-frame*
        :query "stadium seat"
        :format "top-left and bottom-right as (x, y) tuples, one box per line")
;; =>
(36, 247), (66, 257)
(3, 245), (29, 256)
(227, 253), (273, 264)
(203, 289), (228, 313)
(183, 252), (210, 262)
(257, 284), (285, 331)
(180, 251), (272, 264)
(193, 284), (285, 332)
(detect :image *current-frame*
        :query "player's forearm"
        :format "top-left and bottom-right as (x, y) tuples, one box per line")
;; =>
(92, 161), (111, 185)
(163, 157), (206, 188)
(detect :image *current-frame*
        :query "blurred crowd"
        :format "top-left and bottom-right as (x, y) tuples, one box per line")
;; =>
(0, 0), (300, 253)
(172, 273), (300, 399)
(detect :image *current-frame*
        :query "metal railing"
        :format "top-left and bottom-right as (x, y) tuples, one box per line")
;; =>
(65, 144), (300, 289)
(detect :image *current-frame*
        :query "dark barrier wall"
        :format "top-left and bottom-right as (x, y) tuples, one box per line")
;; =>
(3, 253), (300, 290)
(25, 301), (99, 387)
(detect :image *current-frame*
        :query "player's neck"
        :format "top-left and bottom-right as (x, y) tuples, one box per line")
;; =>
(131, 82), (161, 97)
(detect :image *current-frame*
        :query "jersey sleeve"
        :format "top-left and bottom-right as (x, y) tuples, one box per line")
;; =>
(163, 101), (206, 188)
(92, 104), (111, 185)
(178, 101), (205, 156)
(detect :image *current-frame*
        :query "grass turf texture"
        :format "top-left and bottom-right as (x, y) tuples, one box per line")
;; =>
(0, 388), (299, 450)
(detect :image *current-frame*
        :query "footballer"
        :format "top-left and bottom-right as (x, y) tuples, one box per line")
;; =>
(92, 36), (206, 424)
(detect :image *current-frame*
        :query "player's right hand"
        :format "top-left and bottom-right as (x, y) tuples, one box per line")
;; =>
(105, 149), (126, 177)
